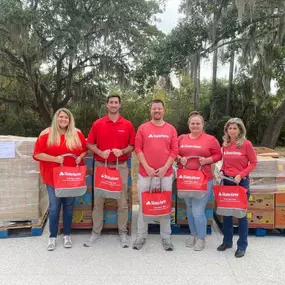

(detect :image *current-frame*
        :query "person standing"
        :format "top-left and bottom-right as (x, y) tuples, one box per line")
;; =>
(84, 94), (135, 248)
(217, 117), (257, 258)
(177, 111), (222, 251)
(33, 108), (87, 251)
(132, 99), (178, 251)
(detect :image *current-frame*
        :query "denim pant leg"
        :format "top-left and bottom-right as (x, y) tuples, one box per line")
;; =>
(184, 197), (196, 235)
(188, 180), (213, 239)
(46, 184), (62, 238)
(222, 216), (234, 246)
(62, 197), (75, 236)
(237, 178), (250, 250)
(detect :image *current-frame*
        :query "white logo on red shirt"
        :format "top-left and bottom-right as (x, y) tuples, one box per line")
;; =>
(118, 130), (125, 132)
(180, 145), (201, 149)
(224, 151), (242, 155)
(148, 134), (169, 138)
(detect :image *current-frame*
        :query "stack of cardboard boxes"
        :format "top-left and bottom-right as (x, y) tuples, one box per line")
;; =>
(274, 193), (285, 228)
(0, 136), (48, 227)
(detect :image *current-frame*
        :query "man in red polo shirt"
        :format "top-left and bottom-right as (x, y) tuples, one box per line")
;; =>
(84, 94), (135, 248)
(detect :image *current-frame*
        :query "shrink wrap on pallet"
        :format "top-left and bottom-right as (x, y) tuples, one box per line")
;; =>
(0, 136), (48, 226)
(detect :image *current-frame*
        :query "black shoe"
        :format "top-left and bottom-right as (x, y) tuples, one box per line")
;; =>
(217, 243), (232, 251)
(235, 248), (246, 258)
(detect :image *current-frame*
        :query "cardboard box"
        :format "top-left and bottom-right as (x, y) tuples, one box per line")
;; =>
(248, 194), (274, 210)
(275, 193), (285, 207)
(216, 210), (274, 229)
(274, 207), (285, 228)
(59, 205), (93, 229)
(176, 208), (213, 225)
(247, 210), (274, 229)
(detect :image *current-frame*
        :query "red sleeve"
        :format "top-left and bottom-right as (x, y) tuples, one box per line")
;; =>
(33, 134), (48, 161)
(87, 122), (97, 144)
(220, 145), (225, 172)
(210, 136), (222, 163)
(135, 125), (143, 155)
(169, 127), (178, 159)
(178, 134), (186, 147)
(240, 140), (257, 178)
(78, 131), (87, 152)
(129, 123), (136, 146)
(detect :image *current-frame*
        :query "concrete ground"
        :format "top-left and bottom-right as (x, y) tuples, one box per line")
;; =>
(0, 206), (284, 285)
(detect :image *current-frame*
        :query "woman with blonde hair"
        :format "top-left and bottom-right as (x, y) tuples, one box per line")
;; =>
(217, 117), (257, 258)
(33, 108), (87, 251)
(177, 111), (222, 251)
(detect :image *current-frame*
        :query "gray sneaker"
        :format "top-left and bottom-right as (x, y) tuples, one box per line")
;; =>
(186, 235), (197, 248)
(84, 233), (100, 247)
(63, 235), (72, 248)
(194, 238), (206, 251)
(47, 237), (56, 251)
(132, 237), (146, 250)
(120, 234), (130, 248)
(162, 238), (174, 251)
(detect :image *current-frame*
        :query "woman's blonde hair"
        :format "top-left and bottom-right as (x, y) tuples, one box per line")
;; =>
(223, 117), (246, 148)
(188, 111), (204, 126)
(47, 108), (82, 150)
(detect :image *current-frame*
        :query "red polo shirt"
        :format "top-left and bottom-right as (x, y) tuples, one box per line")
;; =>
(87, 115), (135, 162)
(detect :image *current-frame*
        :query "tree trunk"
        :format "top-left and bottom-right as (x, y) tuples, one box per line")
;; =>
(34, 84), (52, 126)
(226, 51), (235, 116)
(210, 48), (218, 120)
(261, 100), (285, 148)
(193, 53), (199, 110)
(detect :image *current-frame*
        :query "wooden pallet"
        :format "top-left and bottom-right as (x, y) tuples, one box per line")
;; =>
(148, 223), (212, 235)
(0, 210), (48, 239)
(214, 213), (285, 237)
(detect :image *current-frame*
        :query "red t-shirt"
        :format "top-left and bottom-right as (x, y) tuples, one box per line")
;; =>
(135, 121), (178, 177)
(87, 115), (135, 162)
(221, 140), (257, 178)
(177, 133), (222, 180)
(33, 131), (87, 186)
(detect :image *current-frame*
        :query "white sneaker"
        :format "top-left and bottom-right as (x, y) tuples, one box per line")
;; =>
(47, 238), (56, 251)
(120, 234), (130, 248)
(186, 235), (197, 248)
(194, 238), (206, 251)
(63, 235), (72, 248)
(84, 233), (101, 247)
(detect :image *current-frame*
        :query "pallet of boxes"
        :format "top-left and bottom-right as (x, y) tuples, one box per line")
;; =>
(0, 136), (48, 238)
(215, 148), (285, 235)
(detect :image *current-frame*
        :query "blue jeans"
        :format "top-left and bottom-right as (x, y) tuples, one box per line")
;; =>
(46, 184), (75, 238)
(222, 177), (250, 250)
(184, 180), (213, 239)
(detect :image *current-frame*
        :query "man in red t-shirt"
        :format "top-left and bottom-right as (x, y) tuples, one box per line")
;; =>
(84, 94), (135, 248)
(132, 99), (178, 251)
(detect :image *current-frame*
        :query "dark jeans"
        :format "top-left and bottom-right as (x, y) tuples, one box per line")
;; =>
(222, 177), (250, 250)
(46, 184), (75, 238)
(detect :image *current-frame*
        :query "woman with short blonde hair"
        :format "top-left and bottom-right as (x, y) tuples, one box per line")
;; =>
(217, 117), (257, 258)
